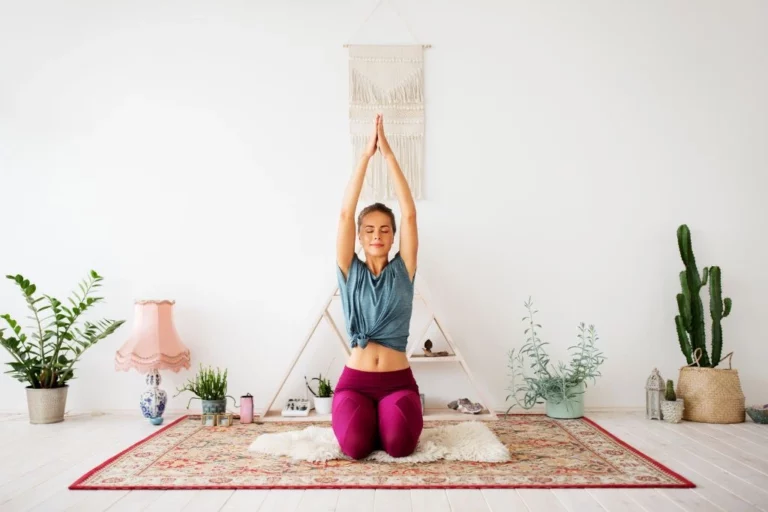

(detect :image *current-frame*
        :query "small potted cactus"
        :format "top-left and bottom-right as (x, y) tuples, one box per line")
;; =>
(661, 379), (685, 423)
(305, 373), (334, 415)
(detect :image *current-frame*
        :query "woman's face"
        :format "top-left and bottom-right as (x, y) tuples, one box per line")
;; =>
(358, 211), (394, 258)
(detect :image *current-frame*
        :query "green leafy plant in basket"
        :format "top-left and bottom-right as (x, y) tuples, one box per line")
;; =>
(505, 298), (606, 419)
(0, 271), (125, 423)
(174, 364), (236, 413)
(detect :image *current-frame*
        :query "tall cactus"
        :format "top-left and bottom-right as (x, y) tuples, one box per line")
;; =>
(676, 224), (710, 367)
(674, 225), (732, 368)
(708, 266), (732, 366)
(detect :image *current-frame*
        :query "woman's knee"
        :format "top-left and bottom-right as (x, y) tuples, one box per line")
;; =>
(331, 390), (377, 460)
(377, 389), (423, 457)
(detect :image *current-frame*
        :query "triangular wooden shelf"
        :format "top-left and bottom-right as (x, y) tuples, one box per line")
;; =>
(261, 254), (497, 421)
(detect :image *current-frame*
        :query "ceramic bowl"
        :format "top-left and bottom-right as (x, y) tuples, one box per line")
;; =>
(746, 404), (768, 424)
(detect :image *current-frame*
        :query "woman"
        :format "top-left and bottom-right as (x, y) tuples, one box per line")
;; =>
(333, 113), (422, 459)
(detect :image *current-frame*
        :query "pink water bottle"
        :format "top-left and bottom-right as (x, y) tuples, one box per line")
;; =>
(240, 393), (254, 424)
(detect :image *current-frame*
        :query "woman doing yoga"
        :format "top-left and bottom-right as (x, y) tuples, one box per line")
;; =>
(333, 114), (422, 459)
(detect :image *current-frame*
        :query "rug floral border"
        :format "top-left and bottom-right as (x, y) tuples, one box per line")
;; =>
(69, 415), (695, 490)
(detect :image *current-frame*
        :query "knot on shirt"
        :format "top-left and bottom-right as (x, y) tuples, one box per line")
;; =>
(350, 333), (370, 349)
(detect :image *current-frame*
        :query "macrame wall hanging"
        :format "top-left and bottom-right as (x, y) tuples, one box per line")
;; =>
(345, 1), (430, 201)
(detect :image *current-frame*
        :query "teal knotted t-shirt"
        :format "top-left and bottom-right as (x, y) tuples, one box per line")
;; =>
(336, 251), (415, 352)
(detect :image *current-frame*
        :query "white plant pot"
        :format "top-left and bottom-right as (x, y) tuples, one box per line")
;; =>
(661, 399), (685, 423)
(26, 386), (68, 424)
(314, 397), (333, 415)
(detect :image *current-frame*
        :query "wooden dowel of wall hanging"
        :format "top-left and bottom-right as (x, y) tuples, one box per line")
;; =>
(343, 44), (431, 48)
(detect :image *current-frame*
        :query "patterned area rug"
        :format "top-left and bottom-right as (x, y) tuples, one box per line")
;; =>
(70, 415), (694, 490)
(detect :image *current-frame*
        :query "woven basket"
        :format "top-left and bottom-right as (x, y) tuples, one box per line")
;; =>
(677, 349), (745, 424)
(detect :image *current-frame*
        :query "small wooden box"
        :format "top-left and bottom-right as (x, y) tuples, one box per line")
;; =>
(216, 413), (234, 427)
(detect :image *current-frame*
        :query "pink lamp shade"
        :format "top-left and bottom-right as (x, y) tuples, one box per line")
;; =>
(115, 300), (191, 373)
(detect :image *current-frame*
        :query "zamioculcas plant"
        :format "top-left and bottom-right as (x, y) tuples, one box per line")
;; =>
(0, 271), (125, 389)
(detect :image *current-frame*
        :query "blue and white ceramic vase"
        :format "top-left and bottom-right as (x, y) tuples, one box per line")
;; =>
(140, 369), (167, 425)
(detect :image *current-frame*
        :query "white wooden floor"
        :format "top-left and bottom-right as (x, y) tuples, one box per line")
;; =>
(2, 411), (768, 511)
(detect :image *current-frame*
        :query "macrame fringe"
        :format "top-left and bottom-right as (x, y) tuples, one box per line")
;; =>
(351, 135), (423, 201)
(348, 45), (425, 201)
(349, 67), (423, 105)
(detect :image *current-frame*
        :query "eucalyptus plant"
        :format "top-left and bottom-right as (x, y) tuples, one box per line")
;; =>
(505, 298), (605, 415)
(0, 271), (125, 389)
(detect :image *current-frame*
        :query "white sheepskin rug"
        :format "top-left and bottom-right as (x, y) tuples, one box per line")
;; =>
(247, 421), (510, 463)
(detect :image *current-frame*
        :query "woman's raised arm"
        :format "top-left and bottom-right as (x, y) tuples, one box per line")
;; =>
(376, 116), (418, 282)
(337, 115), (380, 278)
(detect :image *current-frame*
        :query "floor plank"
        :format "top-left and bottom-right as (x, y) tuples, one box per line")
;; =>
(481, 489), (530, 511)
(144, 490), (197, 511)
(374, 490), (411, 512)
(181, 490), (235, 511)
(551, 489), (606, 511)
(588, 489), (645, 511)
(517, 489), (568, 511)
(445, 489), (491, 511)
(218, 490), (269, 511)
(409, 489), (451, 512)
(336, 489), (376, 512)
(258, 490), (304, 512)
(296, 489), (341, 511)
(622, 489), (685, 512)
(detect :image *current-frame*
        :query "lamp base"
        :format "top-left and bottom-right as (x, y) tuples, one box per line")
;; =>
(140, 369), (167, 424)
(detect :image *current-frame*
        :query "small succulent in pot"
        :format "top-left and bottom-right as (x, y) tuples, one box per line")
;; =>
(661, 378), (685, 423)
(665, 379), (677, 401)
(305, 373), (334, 415)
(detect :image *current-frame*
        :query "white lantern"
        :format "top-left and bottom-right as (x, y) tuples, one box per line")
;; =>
(646, 368), (665, 420)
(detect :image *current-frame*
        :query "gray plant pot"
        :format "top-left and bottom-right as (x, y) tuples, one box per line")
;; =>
(26, 386), (68, 424)
(202, 399), (227, 414)
(187, 395), (237, 414)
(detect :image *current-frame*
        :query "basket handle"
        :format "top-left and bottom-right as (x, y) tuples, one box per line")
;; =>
(688, 348), (703, 368)
(687, 348), (734, 369)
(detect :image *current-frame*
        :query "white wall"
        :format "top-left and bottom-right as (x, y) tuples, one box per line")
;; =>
(1, 0), (766, 416)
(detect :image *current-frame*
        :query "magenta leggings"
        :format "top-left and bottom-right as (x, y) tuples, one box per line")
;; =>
(331, 366), (423, 459)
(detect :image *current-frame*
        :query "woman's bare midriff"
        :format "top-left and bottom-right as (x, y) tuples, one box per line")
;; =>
(346, 341), (410, 372)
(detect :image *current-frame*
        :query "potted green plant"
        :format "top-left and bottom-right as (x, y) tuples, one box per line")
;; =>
(0, 271), (125, 424)
(674, 224), (744, 423)
(661, 379), (684, 423)
(305, 373), (334, 415)
(175, 364), (236, 414)
(505, 298), (606, 419)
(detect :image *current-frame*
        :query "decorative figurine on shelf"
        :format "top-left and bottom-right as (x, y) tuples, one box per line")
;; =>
(422, 339), (450, 357)
(646, 368), (665, 420)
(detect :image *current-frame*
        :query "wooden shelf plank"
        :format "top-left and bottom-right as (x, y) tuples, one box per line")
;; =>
(408, 355), (458, 363)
